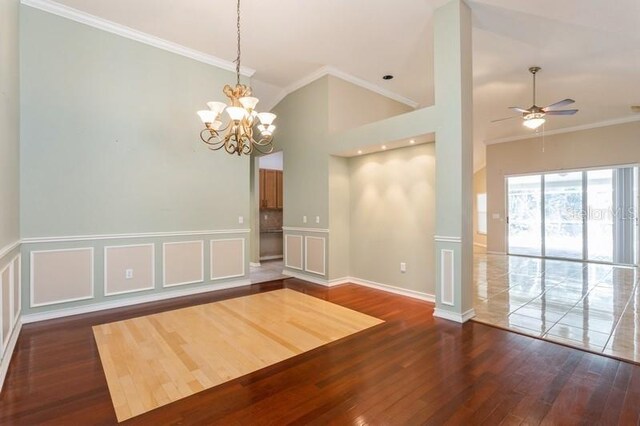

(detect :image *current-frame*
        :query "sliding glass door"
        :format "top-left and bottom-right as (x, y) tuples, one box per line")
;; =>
(507, 166), (638, 265)
(508, 175), (542, 256)
(544, 172), (583, 260)
(587, 169), (614, 262)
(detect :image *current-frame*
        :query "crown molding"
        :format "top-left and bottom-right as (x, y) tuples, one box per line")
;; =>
(21, 0), (255, 77)
(484, 115), (640, 145)
(266, 65), (420, 111)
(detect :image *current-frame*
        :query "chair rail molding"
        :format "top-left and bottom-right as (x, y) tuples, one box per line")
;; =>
(21, 229), (251, 244)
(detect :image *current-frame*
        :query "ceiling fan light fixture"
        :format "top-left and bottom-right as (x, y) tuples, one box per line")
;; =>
(523, 117), (546, 129)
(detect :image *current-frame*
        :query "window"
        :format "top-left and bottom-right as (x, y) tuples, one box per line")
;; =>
(506, 166), (638, 265)
(477, 193), (487, 235)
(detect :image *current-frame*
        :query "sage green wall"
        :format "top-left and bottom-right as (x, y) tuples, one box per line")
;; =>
(328, 76), (412, 134)
(20, 7), (250, 238)
(273, 77), (330, 229)
(328, 156), (350, 280)
(349, 143), (436, 295)
(0, 0), (20, 251)
(274, 73), (419, 282)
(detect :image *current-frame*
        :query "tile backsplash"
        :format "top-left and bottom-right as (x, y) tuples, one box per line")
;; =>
(260, 209), (283, 231)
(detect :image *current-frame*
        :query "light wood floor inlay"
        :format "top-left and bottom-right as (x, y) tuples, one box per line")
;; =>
(93, 288), (384, 421)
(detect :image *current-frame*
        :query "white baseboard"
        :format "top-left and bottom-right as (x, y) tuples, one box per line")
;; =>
(260, 255), (283, 261)
(22, 279), (251, 324)
(249, 262), (261, 267)
(0, 319), (22, 393)
(282, 269), (334, 286)
(348, 277), (435, 303)
(433, 308), (476, 323)
(282, 270), (435, 302)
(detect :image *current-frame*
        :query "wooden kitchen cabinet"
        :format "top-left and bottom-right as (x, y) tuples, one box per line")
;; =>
(260, 169), (283, 210)
(276, 171), (283, 209)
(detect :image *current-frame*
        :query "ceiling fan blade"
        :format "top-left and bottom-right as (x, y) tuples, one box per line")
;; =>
(544, 109), (578, 115)
(491, 116), (520, 123)
(509, 107), (530, 113)
(542, 98), (575, 111)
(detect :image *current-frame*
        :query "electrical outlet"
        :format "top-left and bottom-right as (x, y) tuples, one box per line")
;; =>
(125, 269), (134, 279)
(400, 262), (407, 273)
(315, 216), (320, 224)
(303, 216), (307, 223)
(238, 216), (244, 224)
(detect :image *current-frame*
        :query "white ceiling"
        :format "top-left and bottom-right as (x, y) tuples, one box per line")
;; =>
(49, 0), (640, 169)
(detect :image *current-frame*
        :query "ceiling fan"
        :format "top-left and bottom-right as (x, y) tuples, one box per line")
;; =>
(492, 66), (578, 130)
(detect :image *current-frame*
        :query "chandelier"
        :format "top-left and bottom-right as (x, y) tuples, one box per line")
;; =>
(196, 0), (276, 156)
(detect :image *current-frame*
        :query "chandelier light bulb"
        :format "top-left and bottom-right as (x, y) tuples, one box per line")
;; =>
(197, 110), (216, 124)
(226, 106), (247, 121)
(258, 112), (277, 126)
(239, 96), (259, 110)
(207, 101), (227, 115)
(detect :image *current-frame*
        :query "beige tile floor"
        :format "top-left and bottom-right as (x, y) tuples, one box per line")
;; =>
(473, 252), (640, 363)
(250, 259), (287, 284)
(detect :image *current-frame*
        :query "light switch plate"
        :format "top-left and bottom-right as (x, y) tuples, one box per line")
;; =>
(303, 216), (307, 223)
(238, 216), (244, 224)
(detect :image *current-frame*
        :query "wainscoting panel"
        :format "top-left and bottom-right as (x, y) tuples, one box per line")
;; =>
(104, 244), (155, 296)
(305, 236), (326, 276)
(21, 231), (249, 321)
(30, 248), (94, 308)
(440, 249), (455, 306)
(210, 239), (245, 280)
(1, 265), (11, 350)
(163, 241), (204, 287)
(284, 235), (303, 270)
(11, 256), (20, 323)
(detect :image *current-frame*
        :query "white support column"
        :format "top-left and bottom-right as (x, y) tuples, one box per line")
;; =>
(433, 0), (475, 322)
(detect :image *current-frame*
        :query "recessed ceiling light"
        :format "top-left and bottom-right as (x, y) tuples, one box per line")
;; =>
(382, 75), (394, 80)
(381, 145), (387, 150)
(357, 150), (362, 155)
(409, 139), (415, 144)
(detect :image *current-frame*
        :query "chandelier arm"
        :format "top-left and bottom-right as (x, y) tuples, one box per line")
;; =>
(224, 138), (238, 155)
(254, 137), (273, 146)
(208, 144), (227, 151)
(241, 140), (252, 156)
(200, 129), (224, 146)
(251, 142), (274, 155)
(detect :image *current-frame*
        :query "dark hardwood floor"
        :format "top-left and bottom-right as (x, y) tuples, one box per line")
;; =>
(1, 278), (639, 425)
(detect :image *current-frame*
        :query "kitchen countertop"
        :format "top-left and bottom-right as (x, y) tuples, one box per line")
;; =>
(260, 229), (283, 234)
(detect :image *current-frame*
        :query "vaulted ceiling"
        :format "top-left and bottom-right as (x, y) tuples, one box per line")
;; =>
(50, 0), (640, 169)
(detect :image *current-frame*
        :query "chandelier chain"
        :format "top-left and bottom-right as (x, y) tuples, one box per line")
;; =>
(235, 0), (241, 86)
